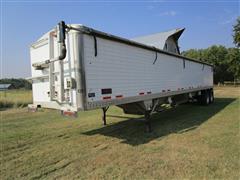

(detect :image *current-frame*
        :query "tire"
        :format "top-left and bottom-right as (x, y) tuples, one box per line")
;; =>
(199, 90), (210, 105)
(209, 89), (214, 104)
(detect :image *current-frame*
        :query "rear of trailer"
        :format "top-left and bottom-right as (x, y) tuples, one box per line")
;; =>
(29, 21), (213, 131)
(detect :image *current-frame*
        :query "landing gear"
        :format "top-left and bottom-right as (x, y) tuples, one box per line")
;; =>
(102, 106), (109, 125)
(144, 111), (152, 133)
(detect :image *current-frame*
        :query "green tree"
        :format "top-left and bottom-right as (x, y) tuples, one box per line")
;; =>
(204, 46), (231, 83)
(182, 45), (235, 84)
(233, 17), (240, 47)
(226, 48), (240, 81)
(181, 18), (240, 84)
(181, 49), (200, 59)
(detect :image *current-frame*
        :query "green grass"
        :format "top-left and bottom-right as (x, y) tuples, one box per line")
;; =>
(0, 90), (32, 108)
(0, 87), (239, 179)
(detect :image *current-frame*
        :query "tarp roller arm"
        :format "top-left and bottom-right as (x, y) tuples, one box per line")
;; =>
(32, 21), (67, 69)
(46, 21), (67, 63)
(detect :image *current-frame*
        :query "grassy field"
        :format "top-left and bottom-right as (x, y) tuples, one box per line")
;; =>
(0, 87), (239, 179)
(0, 90), (32, 108)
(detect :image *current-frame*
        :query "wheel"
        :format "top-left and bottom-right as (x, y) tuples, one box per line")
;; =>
(205, 92), (210, 105)
(209, 89), (214, 104)
(198, 90), (210, 105)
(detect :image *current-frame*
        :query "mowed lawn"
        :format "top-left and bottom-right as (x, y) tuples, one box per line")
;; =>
(0, 87), (239, 179)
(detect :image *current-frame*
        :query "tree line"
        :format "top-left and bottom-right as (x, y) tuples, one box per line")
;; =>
(182, 17), (240, 84)
(182, 45), (239, 84)
(0, 78), (32, 90)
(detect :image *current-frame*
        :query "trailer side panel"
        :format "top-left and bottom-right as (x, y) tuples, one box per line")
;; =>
(83, 34), (213, 109)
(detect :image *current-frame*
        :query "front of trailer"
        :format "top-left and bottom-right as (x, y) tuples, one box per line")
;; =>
(28, 22), (86, 115)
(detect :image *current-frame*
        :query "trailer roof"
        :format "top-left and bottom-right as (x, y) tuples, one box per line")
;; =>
(68, 24), (212, 67)
(34, 24), (213, 67)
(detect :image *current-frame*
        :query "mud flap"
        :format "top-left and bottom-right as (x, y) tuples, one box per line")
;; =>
(60, 110), (78, 117)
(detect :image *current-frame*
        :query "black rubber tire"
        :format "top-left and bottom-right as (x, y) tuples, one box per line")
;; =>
(200, 90), (210, 105)
(209, 89), (214, 104)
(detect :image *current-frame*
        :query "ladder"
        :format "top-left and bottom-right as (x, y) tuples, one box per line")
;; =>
(48, 31), (64, 103)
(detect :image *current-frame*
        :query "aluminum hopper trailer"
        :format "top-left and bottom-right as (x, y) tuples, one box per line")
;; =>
(28, 21), (214, 132)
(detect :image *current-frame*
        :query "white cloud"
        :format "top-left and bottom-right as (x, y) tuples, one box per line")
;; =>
(223, 9), (232, 14)
(147, 5), (155, 10)
(158, 10), (177, 17)
(219, 16), (237, 25)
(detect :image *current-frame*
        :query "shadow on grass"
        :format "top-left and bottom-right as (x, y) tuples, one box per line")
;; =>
(83, 98), (236, 146)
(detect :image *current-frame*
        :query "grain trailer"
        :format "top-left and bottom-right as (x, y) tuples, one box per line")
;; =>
(28, 21), (214, 132)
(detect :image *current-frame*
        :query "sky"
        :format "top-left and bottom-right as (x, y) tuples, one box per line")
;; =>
(1, 0), (239, 78)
